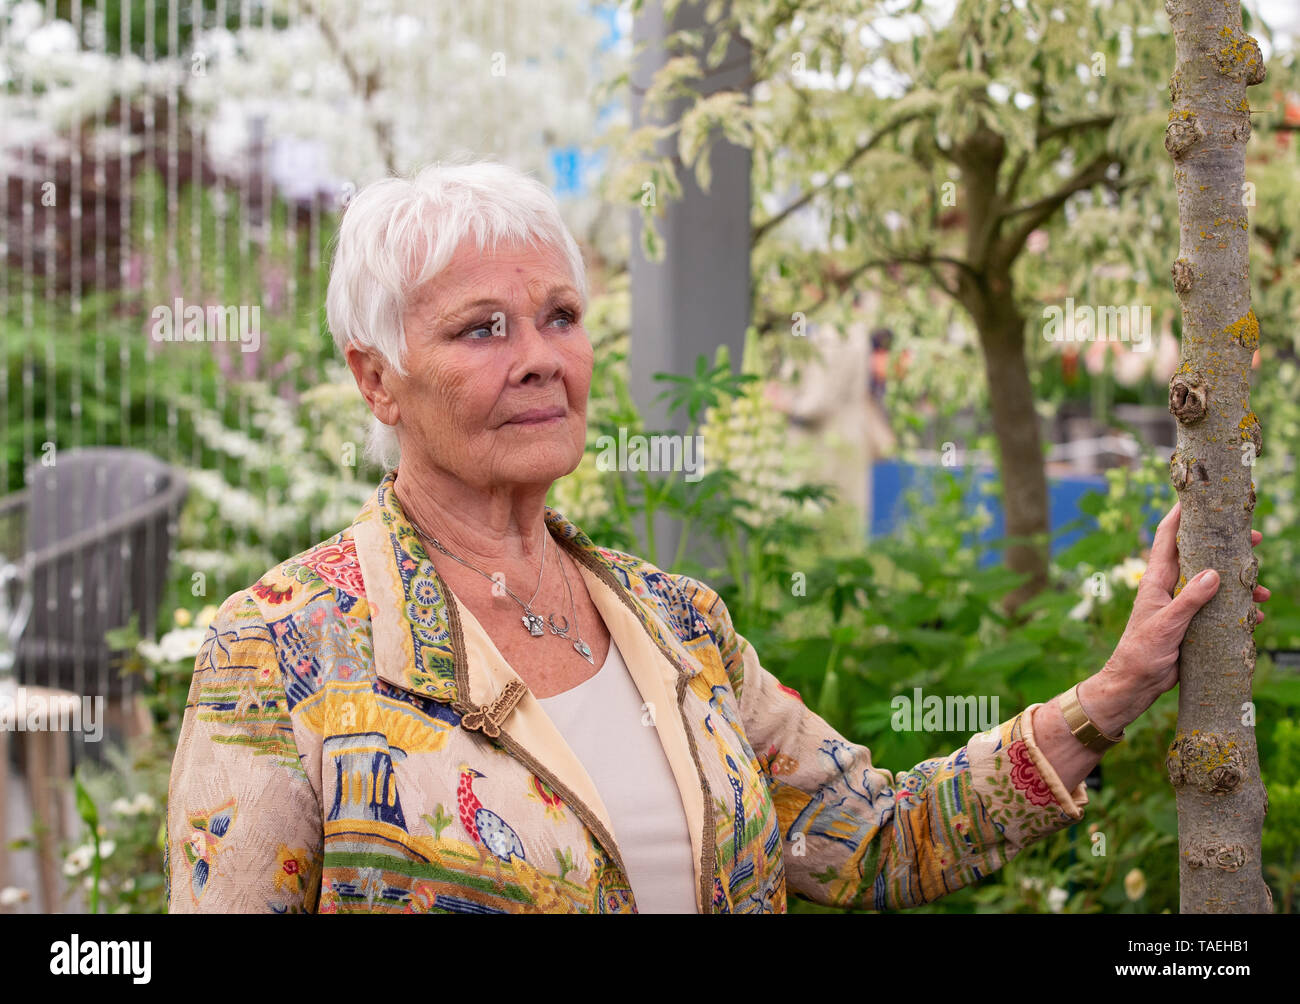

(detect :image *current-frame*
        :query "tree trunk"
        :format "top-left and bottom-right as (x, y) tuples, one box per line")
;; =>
(968, 280), (1050, 612)
(1164, 0), (1270, 914)
(950, 123), (1052, 613)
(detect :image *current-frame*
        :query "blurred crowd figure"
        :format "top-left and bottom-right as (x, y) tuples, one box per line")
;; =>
(869, 326), (896, 401)
(766, 292), (896, 529)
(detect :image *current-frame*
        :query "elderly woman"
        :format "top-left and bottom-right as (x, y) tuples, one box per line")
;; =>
(165, 160), (1267, 914)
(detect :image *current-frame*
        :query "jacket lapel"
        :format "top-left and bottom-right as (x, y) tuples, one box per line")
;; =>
(350, 470), (711, 912)
(572, 558), (710, 911)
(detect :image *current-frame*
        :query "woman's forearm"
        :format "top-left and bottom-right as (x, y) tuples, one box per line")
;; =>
(1030, 664), (1156, 793)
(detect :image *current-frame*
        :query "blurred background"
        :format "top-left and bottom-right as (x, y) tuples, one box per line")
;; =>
(1, 0), (1298, 914)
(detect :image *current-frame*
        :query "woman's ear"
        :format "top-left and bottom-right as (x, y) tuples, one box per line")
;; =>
(345, 343), (401, 427)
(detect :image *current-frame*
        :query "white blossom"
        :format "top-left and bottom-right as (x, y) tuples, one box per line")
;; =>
(62, 844), (94, 876)
(138, 628), (207, 666)
(1109, 556), (1146, 591)
(0, 886), (30, 907)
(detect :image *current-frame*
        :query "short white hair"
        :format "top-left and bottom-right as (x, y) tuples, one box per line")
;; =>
(324, 155), (588, 470)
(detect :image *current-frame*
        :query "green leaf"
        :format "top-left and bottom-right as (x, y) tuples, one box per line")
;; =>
(74, 770), (99, 830)
(966, 640), (1044, 675)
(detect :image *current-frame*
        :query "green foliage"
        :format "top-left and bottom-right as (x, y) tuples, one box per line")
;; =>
(1261, 719), (1300, 913)
(5, 3), (1298, 914)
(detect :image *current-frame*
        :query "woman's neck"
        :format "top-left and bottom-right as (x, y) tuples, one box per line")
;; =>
(392, 458), (553, 567)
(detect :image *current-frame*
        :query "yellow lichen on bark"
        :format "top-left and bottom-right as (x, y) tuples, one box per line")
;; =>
(1217, 26), (1263, 77)
(1224, 310), (1259, 350)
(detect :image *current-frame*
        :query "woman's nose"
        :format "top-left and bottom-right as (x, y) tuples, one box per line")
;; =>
(511, 319), (564, 385)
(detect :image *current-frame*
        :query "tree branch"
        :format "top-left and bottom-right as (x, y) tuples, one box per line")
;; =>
(996, 152), (1115, 263)
(751, 250), (968, 333)
(1003, 151), (1031, 205)
(1035, 113), (1117, 145)
(752, 111), (925, 244)
(999, 112), (1116, 217)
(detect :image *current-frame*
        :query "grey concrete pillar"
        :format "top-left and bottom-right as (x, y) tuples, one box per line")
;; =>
(629, 0), (752, 570)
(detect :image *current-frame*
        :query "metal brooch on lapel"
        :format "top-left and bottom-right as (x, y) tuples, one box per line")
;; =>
(455, 678), (528, 738)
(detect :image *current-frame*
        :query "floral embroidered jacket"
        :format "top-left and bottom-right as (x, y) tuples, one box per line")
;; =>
(165, 471), (1088, 914)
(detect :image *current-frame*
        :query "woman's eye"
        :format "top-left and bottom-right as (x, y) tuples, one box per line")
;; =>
(550, 309), (578, 330)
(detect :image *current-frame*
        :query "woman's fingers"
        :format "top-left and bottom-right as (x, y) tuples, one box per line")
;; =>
(1254, 585), (1271, 602)
(1251, 529), (1262, 547)
(1144, 501), (1182, 595)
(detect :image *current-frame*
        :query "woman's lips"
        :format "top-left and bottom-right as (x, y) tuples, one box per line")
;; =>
(505, 407), (566, 425)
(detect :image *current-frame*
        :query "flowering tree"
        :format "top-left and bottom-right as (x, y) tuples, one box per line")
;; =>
(610, 0), (1299, 611)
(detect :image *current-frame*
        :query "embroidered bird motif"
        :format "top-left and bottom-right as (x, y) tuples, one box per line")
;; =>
(457, 762), (526, 888)
(453, 763), (577, 910)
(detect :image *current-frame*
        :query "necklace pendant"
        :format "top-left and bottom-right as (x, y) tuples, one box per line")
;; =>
(548, 613), (570, 638)
(574, 639), (593, 664)
(522, 612), (545, 637)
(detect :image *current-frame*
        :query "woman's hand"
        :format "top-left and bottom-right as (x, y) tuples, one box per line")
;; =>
(1035, 503), (1271, 791)
(1099, 501), (1270, 722)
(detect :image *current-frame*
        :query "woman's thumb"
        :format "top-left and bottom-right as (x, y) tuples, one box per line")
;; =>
(1166, 568), (1220, 625)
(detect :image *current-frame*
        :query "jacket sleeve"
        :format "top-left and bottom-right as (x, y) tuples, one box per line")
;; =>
(674, 574), (1088, 911)
(165, 590), (323, 913)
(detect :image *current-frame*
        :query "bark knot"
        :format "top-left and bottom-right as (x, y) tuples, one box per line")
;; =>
(1164, 115), (1206, 160)
(1209, 30), (1266, 85)
(1239, 554), (1259, 590)
(1171, 258), (1194, 294)
(1170, 451), (1189, 490)
(1166, 733), (1245, 794)
(1186, 842), (1247, 872)
(1169, 373), (1207, 424)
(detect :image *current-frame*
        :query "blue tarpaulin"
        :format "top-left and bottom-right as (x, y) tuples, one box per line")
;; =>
(870, 459), (1120, 568)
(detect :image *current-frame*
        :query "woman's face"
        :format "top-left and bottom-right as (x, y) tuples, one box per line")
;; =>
(377, 237), (592, 493)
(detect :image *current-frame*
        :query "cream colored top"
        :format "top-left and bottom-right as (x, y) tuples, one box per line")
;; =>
(536, 637), (699, 913)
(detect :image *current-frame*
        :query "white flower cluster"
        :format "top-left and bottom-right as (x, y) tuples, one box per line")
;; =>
(174, 546), (278, 580)
(180, 386), (308, 470)
(177, 372), (381, 551)
(1111, 556), (1147, 591)
(110, 793), (157, 817)
(136, 627), (206, 666)
(0, 3), (181, 132)
(698, 383), (809, 527)
(1018, 874), (1069, 912)
(1066, 555), (1147, 621)
(183, 1), (610, 198)
(0, 886), (30, 907)
(62, 839), (115, 877)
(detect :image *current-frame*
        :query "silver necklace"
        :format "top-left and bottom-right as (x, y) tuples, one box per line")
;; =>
(412, 522), (549, 637)
(411, 521), (591, 662)
(552, 545), (593, 664)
